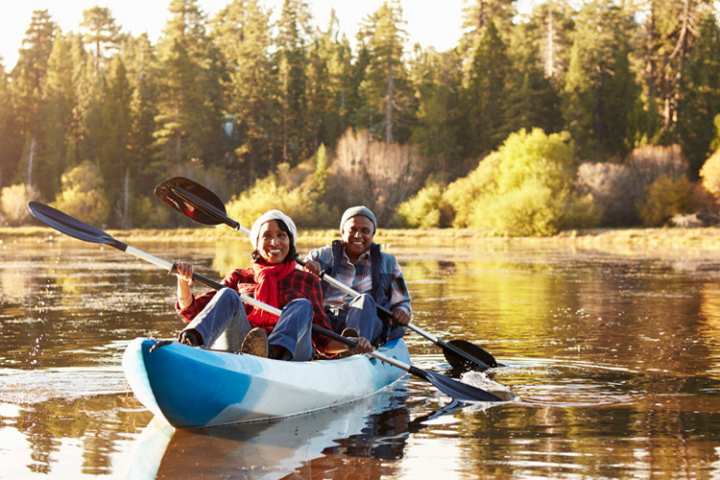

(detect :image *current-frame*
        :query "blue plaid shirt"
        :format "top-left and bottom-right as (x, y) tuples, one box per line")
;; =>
(305, 245), (412, 315)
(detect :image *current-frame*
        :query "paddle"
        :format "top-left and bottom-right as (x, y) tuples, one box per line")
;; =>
(154, 177), (500, 371)
(27, 201), (503, 402)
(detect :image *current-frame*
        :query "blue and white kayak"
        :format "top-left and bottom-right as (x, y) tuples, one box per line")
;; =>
(122, 337), (409, 428)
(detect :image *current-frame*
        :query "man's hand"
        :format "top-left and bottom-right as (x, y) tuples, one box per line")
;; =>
(303, 260), (321, 275)
(352, 336), (374, 354)
(392, 307), (410, 326)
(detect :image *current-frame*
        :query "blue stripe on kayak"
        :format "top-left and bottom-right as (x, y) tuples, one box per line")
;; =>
(141, 341), (252, 428)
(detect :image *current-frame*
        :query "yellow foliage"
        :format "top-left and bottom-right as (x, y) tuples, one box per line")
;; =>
(700, 148), (720, 197)
(637, 175), (694, 227)
(443, 152), (500, 228)
(0, 183), (38, 226)
(53, 162), (110, 225)
(396, 179), (450, 228)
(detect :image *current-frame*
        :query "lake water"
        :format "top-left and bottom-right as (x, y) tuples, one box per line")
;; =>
(2, 235), (720, 479)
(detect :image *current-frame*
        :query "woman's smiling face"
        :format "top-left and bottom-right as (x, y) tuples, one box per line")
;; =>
(258, 220), (290, 264)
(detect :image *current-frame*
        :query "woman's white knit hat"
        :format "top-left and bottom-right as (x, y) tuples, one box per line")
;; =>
(250, 209), (297, 249)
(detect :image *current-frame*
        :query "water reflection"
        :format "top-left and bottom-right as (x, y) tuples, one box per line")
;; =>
(3, 239), (720, 477)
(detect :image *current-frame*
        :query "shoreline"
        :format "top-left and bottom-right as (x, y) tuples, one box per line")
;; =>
(3, 225), (720, 258)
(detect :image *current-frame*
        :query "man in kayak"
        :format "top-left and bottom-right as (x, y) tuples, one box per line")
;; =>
(304, 206), (412, 347)
(174, 209), (358, 360)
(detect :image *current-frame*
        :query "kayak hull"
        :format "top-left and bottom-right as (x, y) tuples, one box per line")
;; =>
(122, 337), (409, 428)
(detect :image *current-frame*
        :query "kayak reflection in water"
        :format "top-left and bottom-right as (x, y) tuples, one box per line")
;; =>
(304, 206), (412, 347)
(174, 209), (371, 360)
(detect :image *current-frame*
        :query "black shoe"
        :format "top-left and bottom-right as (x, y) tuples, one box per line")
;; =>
(178, 329), (203, 347)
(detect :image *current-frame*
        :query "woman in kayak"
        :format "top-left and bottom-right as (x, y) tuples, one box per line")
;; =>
(174, 209), (370, 360)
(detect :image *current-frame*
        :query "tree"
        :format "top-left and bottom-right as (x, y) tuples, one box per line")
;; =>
(636, 0), (715, 142)
(464, 21), (512, 160)
(0, 64), (22, 188)
(356, 1), (416, 143)
(212, 0), (279, 178)
(409, 48), (465, 178)
(154, 0), (225, 168)
(11, 9), (56, 187)
(677, 12), (720, 176)
(563, 0), (638, 160)
(275, 0), (312, 164)
(80, 6), (121, 74)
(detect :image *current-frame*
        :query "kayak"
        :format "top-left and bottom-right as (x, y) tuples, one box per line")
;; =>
(122, 337), (409, 428)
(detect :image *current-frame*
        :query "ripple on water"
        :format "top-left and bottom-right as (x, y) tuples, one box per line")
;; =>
(0, 366), (128, 404)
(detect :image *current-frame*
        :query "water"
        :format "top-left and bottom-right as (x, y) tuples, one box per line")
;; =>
(2, 236), (720, 479)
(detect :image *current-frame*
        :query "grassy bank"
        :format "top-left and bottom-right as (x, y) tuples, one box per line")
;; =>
(4, 225), (720, 258)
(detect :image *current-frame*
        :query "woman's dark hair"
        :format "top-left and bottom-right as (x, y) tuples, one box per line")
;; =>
(251, 219), (297, 263)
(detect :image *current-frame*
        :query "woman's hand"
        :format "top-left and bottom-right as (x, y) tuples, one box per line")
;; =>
(175, 262), (194, 309)
(352, 336), (374, 354)
(175, 261), (194, 286)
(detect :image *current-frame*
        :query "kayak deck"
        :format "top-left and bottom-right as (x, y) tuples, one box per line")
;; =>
(123, 337), (409, 428)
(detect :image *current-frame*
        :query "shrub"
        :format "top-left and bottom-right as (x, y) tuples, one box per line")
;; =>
(700, 148), (720, 197)
(577, 144), (689, 226)
(0, 183), (38, 226)
(637, 175), (695, 227)
(395, 179), (451, 228)
(450, 128), (585, 236)
(226, 160), (336, 231)
(443, 152), (501, 228)
(53, 162), (110, 226)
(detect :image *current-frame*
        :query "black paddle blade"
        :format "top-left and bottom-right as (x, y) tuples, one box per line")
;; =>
(444, 339), (500, 371)
(27, 201), (126, 250)
(154, 177), (228, 226)
(410, 366), (502, 402)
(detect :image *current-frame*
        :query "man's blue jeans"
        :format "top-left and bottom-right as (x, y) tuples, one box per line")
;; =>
(180, 288), (314, 361)
(336, 294), (405, 345)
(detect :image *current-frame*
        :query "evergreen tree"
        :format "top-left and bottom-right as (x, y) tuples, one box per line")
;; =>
(0, 63), (22, 187)
(212, 0), (279, 178)
(11, 9), (56, 187)
(464, 21), (512, 160)
(563, 0), (638, 160)
(80, 6), (121, 74)
(677, 12), (720, 176)
(154, 0), (225, 168)
(459, 0), (516, 80)
(637, 0), (715, 142)
(409, 47), (465, 178)
(36, 33), (78, 199)
(356, 1), (416, 143)
(519, 0), (575, 85)
(275, 0), (312, 164)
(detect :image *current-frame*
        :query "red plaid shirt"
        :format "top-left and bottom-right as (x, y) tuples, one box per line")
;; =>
(177, 266), (331, 351)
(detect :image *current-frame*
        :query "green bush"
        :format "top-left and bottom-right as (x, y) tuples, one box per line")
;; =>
(700, 147), (720, 198)
(226, 156), (336, 231)
(443, 152), (500, 228)
(395, 179), (451, 228)
(0, 183), (38, 226)
(53, 162), (110, 226)
(638, 175), (695, 227)
(446, 128), (593, 236)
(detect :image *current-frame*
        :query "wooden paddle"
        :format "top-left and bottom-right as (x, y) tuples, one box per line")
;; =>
(154, 177), (501, 371)
(27, 201), (504, 402)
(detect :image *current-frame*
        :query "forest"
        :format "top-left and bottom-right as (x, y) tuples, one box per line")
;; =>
(1, 0), (719, 236)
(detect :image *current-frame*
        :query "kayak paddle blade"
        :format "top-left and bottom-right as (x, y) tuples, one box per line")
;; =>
(154, 177), (228, 227)
(27, 201), (126, 250)
(411, 366), (502, 402)
(444, 339), (500, 371)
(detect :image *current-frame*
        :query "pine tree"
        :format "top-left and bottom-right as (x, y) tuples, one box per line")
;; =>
(520, 0), (575, 85)
(677, 12), (720, 176)
(0, 63), (22, 187)
(464, 21), (512, 160)
(80, 6), (121, 74)
(212, 0), (278, 178)
(409, 47), (465, 178)
(155, 0), (225, 168)
(563, 0), (638, 160)
(11, 9), (56, 187)
(275, 0), (312, 164)
(356, 0), (416, 143)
